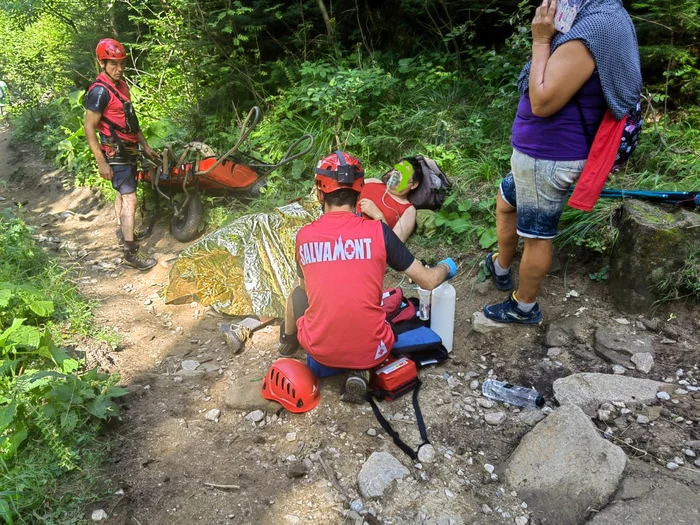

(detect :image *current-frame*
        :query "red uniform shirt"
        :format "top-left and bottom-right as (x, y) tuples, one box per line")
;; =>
(356, 182), (414, 229)
(295, 211), (413, 369)
(87, 73), (139, 144)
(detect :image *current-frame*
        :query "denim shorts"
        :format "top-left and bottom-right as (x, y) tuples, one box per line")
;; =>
(499, 149), (586, 239)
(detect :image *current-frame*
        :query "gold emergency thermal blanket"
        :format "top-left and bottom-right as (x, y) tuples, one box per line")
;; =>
(165, 195), (321, 317)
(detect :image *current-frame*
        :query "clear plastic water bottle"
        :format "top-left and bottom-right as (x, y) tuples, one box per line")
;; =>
(417, 287), (431, 321)
(481, 379), (544, 409)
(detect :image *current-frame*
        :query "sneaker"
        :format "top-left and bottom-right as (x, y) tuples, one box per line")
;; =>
(483, 252), (513, 291)
(340, 369), (371, 404)
(219, 323), (250, 354)
(483, 292), (542, 324)
(116, 228), (148, 248)
(123, 249), (157, 271)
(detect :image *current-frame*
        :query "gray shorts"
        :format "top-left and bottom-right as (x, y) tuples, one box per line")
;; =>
(500, 149), (586, 239)
(111, 164), (138, 195)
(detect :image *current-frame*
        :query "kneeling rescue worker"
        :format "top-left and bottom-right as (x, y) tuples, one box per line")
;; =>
(84, 38), (158, 270)
(279, 151), (458, 403)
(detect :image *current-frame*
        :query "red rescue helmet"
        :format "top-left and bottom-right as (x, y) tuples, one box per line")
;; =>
(96, 39), (126, 62)
(260, 358), (320, 414)
(314, 151), (364, 194)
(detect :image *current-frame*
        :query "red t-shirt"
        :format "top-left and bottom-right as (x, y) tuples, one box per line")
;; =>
(295, 212), (414, 369)
(356, 182), (414, 229)
(86, 73), (139, 144)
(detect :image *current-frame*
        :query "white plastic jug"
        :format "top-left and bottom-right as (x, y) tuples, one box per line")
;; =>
(430, 282), (456, 352)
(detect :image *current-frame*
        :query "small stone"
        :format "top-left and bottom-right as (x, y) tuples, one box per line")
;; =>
(91, 509), (108, 521)
(181, 360), (200, 371)
(447, 376), (461, 389)
(598, 409), (613, 422)
(245, 410), (265, 423)
(470, 380), (480, 391)
(673, 456), (685, 465)
(484, 463), (495, 474)
(674, 389), (688, 395)
(286, 461), (308, 479)
(484, 412), (506, 425)
(286, 432), (297, 442)
(666, 462), (680, 471)
(515, 517), (529, 525)
(204, 409), (221, 421)
(367, 428), (377, 437)
(656, 392), (671, 401)
(614, 318), (630, 325)
(547, 347), (563, 357)
(660, 338), (677, 344)
(694, 459), (700, 468)
(417, 444), (435, 463)
(631, 352), (654, 373)
(636, 415), (649, 425)
(612, 365), (626, 375)
(478, 398), (495, 409)
(482, 504), (493, 515)
(683, 449), (696, 458)
(350, 500), (363, 513)
(445, 489), (455, 498)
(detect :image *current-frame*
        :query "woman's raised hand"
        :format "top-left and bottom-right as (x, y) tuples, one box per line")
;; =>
(532, 0), (558, 45)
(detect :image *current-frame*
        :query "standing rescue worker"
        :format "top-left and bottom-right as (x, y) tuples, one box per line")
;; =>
(279, 151), (458, 403)
(84, 38), (157, 270)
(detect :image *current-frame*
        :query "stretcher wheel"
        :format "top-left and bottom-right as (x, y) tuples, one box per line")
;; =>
(170, 191), (205, 242)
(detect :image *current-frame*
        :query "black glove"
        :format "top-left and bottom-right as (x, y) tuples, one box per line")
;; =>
(279, 321), (299, 357)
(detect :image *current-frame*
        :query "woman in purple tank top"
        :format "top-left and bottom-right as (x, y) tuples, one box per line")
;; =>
(481, 0), (642, 324)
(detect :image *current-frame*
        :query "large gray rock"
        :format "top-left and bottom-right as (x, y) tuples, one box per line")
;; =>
(609, 200), (700, 313)
(470, 311), (510, 334)
(504, 404), (626, 525)
(588, 472), (700, 524)
(545, 317), (587, 347)
(357, 451), (410, 499)
(594, 326), (654, 366)
(553, 373), (663, 410)
(223, 379), (278, 412)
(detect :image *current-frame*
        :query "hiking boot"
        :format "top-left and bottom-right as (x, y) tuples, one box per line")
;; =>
(116, 228), (148, 248)
(483, 292), (542, 324)
(278, 322), (300, 357)
(341, 369), (371, 404)
(123, 248), (157, 271)
(483, 252), (513, 291)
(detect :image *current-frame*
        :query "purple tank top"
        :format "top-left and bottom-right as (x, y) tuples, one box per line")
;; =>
(512, 72), (606, 161)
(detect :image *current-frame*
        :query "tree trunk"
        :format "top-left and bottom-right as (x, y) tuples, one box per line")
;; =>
(316, 0), (334, 39)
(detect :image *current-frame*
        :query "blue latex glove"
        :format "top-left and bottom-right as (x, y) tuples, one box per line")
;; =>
(438, 258), (458, 280)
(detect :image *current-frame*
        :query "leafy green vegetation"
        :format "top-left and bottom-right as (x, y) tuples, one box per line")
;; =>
(0, 213), (123, 523)
(658, 247), (700, 304)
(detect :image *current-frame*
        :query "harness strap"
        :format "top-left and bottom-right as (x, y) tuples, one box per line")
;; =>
(366, 380), (429, 460)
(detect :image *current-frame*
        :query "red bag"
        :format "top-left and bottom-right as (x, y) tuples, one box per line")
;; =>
(381, 288), (416, 325)
(370, 356), (417, 401)
(368, 356), (429, 460)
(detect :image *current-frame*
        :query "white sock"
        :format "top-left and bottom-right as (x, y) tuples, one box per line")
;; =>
(493, 255), (509, 276)
(514, 293), (536, 312)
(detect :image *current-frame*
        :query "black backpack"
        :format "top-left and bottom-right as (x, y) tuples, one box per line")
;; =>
(406, 155), (452, 210)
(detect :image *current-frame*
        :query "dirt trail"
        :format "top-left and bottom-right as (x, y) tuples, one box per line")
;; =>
(1, 127), (698, 525)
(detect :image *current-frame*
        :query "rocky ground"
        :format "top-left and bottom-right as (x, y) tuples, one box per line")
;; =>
(1, 127), (699, 525)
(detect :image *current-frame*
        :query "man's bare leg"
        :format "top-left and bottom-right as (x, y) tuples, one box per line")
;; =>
(120, 192), (137, 242)
(495, 193), (518, 269)
(515, 238), (553, 303)
(114, 192), (123, 231)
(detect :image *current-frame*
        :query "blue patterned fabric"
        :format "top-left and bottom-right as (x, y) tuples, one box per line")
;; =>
(518, 0), (642, 120)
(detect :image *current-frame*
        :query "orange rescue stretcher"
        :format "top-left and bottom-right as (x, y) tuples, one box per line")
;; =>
(139, 107), (314, 241)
